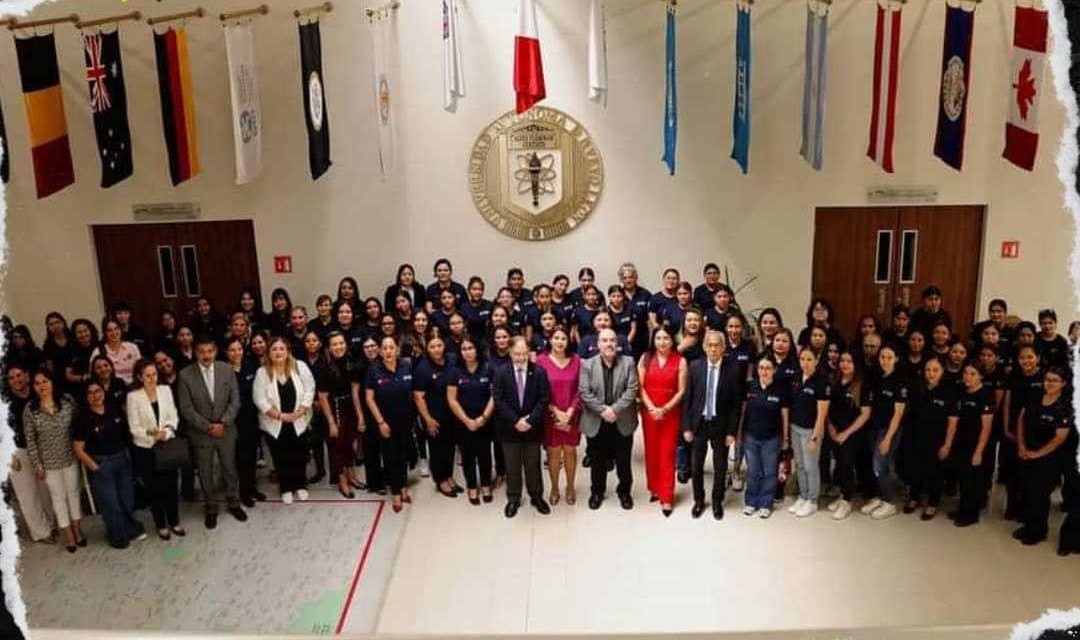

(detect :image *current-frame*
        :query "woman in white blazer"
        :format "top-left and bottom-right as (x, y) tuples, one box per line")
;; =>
(126, 359), (184, 540)
(254, 337), (316, 504)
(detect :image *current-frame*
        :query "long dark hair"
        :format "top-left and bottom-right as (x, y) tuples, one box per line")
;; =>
(70, 318), (100, 350)
(336, 277), (360, 304)
(395, 263), (417, 288)
(324, 330), (355, 383)
(804, 297), (834, 328)
(28, 368), (64, 410)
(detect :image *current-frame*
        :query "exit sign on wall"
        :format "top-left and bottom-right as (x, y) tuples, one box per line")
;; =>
(274, 255), (293, 274)
(1001, 241), (1020, 259)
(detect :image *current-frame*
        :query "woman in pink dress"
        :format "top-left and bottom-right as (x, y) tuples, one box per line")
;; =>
(638, 326), (688, 516)
(537, 326), (582, 506)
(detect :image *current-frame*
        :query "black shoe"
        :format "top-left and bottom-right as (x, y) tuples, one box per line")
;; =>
(588, 494), (603, 510)
(582, 455), (592, 468)
(953, 515), (978, 528)
(228, 506), (248, 523)
(662, 507), (673, 518)
(66, 544), (77, 553)
(691, 503), (706, 519)
(902, 501), (918, 515)
(109, 539), (130, 550)
(170, 526), (186, 537)
(252, 490), (267, 502)
(677, 469), (690, 484)
(205, 513), (218, 530)
(76, 536), (88, 548)
(1012, 526), (1028, 541)
(649, 494), (659, 503)
(437, 486), (458, 498)
(482, 491), (494, 504)
(532, 498), (551, 515)
(504, 501), (520, 518)
(1020, 532), (1047, 546)
(1059, 546), (1071, 557)
(308, 472), (326, 485)
(1003, 507), (1020, 521)
(946, 510), (959, 521)
(468, 495), (481, 506)
(619, 494), (634, 510)
(713, 505), (725, 520)
(241, 495), (256, 508)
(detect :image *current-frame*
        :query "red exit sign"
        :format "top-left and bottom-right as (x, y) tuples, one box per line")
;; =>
(274, 255), (293, 274)
(1000, 241), (1020, 259)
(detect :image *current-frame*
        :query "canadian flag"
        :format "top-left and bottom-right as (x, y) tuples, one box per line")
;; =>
(514, 0), (546, 113)
(1003, 6), (1048, 171)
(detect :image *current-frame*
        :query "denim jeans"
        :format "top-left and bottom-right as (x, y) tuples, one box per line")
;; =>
(872, 429), (901, 502)
(743, 435), (780, 509)
(791, 425), (821, 502)
(89, 452), (144, 545)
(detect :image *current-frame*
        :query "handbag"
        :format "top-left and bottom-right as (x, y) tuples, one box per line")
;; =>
(154, 435), (191, 471)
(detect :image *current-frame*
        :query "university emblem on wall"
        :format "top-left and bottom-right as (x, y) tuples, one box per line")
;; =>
(468, 107), (604, 241)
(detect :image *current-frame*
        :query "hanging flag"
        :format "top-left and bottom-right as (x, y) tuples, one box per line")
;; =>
(372, 16), (396, 177)
(867, 2), (902, 173)
(588, 0), (607, 104)
(153, 27), (200, 186)
(662, 3), (677, 176)
(299, 20), (331, 180)
(83, 30), (133, 188)
(933, 4), (976, 171)
(800, 5), (829, 171)
(731, 4), (752, 174)
(224, 22), (262, 185)
(15, 33), (75, 199)
(1003, 5), (1048, 171)
(443, 0), (465, 112)
(0, 100), (9, 184)
(514, 0), (546, 113)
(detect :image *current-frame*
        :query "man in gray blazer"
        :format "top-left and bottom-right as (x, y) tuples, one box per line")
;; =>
(579, 329), (640, 510)
(177, 336), (247, 529)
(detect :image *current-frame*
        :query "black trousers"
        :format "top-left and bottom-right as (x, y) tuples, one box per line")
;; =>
(460, 426), (493, 489)
(269, 424), (308, 494)
(819, 435), (836, 487)
(589, 422), (633, 498)
(1060, 451), (1080, 552)
(835, 431), (872, 502)
(906, 456), (944, 507)
(691, 424), (729, 506)
(428, 419), (457, 484)
(308, 412), (328, 477)
(236, 414), (260, 500)
(179, 437), (196, 501)
(381, 424), (410, 495)
(502, 440), (543, 502)
(956, 456), (988, 522)
(134, 446), (179, 529)
(361, 425), (385, 490)
(1021, 456), (1059, 537)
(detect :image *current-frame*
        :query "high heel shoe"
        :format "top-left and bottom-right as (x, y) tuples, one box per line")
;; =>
(349, 479), (365, 490)
(437, 485), (458, 498)
(566, 488), (577, 506)
(392, 498), (403, 513)
(468, 491), (481, 506)
(157, 528), (171, 541)
(402, 493), (413, 504)
(170, 526), (186, 537)
(65, 544), (77, 553)
(76, 536), (88, 547)
(549, 490), (560, 506)
(661, 504), (673, 518)
(339, 486), (356, 499)
(481, 490), (493, 504)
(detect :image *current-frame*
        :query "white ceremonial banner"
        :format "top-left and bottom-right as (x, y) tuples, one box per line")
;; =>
(224, 22), (262, 185)
(373, 16), (397, 177)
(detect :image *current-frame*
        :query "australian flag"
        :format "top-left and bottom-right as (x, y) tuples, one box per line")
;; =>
(83, 31), (133, 188)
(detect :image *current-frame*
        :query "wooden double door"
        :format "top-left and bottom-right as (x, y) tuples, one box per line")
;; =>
(811, 205), (985, 341)
(92, 220), (261, 332)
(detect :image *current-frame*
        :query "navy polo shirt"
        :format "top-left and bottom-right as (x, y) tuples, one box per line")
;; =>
(828, 380), (871, 431)
(870, 371), (908, 433)
(414, 356), (456, 424)
(365, 360), (415, 428)
(448, 363), (494, 418)
(790, 373), (831, 429)
(1024, 396), (1073, 451)
(461, 299), (494, 339)
(742, 380), (790, 441)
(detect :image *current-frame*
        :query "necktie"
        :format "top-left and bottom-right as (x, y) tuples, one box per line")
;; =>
(203, 366), (215, 403)
(705, 365), (717, 420)
(516, 368), (526, 406)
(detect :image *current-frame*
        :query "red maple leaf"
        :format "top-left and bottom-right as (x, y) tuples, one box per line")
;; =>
(1013, 58), (1037, 120)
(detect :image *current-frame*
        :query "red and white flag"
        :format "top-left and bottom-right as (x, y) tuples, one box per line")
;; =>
(514, 0), (546, 113)
(867, 2), (902, 173)
(1003, 6), (1048, 171)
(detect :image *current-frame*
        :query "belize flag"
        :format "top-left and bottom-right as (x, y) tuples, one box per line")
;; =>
(933, 4), (975, 171)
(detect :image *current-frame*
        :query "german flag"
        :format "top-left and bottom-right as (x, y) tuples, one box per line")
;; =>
(15, 33), (75, 199)
(154, 27), (200, 185)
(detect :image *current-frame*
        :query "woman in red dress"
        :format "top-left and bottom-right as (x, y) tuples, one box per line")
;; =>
(537, 326), (582, 506)
(638, 326), (688, 516)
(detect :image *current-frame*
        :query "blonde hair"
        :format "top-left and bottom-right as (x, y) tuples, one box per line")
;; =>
(264, 336), (298, 382)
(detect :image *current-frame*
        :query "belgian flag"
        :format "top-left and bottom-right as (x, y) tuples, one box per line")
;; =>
(15, 33), (75, 199)
(154, 27), (200, 185)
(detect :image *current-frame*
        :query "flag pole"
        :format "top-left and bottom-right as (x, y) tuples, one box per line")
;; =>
(8, 14), (79, 30)
(220, 4), (270, 22)
(76, 11), (142, 30)
(147, 8), (206, 26)
(294, 2), (334, 19)
(366, 1), (401, 21)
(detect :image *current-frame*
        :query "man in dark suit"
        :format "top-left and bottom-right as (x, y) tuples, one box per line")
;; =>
(683, 330), (741, 519)
(579, 329), (640, 510)
(492, 336), (551, 518)
(177, 336), (247, 529)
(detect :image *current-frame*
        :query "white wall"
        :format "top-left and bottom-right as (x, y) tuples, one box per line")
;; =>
(1, 0), (1075, 333)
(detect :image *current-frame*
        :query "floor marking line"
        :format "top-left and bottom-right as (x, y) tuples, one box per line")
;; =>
(334, 500), (386, 634)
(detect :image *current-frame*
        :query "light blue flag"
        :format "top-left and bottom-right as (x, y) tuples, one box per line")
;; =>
(800, 6), (828, 170)
(731, 5), (751, 174)
(662, 4), (677, 176)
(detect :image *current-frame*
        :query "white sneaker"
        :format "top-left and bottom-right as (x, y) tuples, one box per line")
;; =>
(418, 459), (431, 478)
(742, 505), (756, 516)
(296, 489), (310, 502)
(757, 508), (772, 519)
(281, 491), (294, 505)
(795, 501), (819, 518)
(827, 498), (842, 512)
(871, 502), (897, 520)
(860, 498), (883, 515)
(788, 498), (807, 514)
(832, 499), (852, 520)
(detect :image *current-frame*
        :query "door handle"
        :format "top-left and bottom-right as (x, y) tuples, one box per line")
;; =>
(902, 286), (910, 307)
(877, 287), (887, 316)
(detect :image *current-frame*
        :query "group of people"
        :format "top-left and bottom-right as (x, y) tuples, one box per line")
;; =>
(3, 260), (1079, 557)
